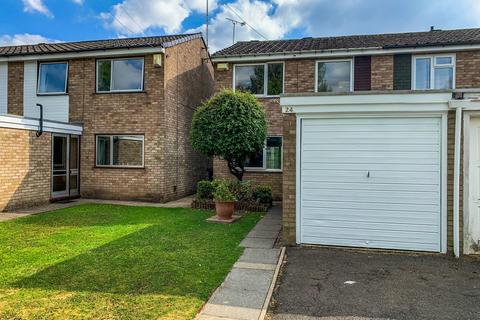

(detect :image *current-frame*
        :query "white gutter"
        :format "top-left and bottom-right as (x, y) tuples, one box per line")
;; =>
(0, 47), (165, 62)
(450, 101), (463, 258)
(212, 43), (480, 62)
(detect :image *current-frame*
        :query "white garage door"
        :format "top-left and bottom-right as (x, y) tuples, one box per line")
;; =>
(300, 116), (441, 252)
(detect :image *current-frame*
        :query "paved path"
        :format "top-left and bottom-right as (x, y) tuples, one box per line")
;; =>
(0, 196), (195, 222)
(196, 206), (282, 320)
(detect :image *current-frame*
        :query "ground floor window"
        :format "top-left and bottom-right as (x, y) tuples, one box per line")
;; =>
(96, 135), (144, 167)
(246, 136), (283, 171)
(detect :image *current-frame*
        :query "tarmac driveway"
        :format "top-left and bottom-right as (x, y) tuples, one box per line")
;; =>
(268, 247), (480, 320)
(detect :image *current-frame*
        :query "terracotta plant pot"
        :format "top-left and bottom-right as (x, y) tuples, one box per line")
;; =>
(215, 201), (235, 220)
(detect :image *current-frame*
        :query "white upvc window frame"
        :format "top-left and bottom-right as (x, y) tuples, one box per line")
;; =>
(95, 134), (145, 168)
(96, 57), (145, 93)
(412, 54), (456, 90)
(37, 61), (69, 95)
(315, 58), (354, 93)
(232, 62), (285, 97)
(245, 136), (283, 172)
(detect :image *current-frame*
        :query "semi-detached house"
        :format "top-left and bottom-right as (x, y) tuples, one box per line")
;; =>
(211, 27), (480, 256)
(0, 33), (213, 211)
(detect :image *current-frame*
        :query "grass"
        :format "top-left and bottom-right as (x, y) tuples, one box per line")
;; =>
(0, 204), (262, 320)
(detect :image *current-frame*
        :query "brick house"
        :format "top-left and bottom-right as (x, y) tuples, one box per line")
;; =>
(211, 28), (480, 256)
(0, 33), (213, 211)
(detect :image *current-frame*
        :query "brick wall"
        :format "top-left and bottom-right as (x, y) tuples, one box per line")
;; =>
(0, 128), (51, 211)
(282, 113), (297, 244)
(456, 50), (480, 88)
(284, 59), (316, 93)
(163, 38), (214, 200)
(7, 61), (24, 116)
(371, 55), (394, 90)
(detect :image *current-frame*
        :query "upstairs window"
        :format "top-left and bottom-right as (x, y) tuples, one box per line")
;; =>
(316, 59), (353, 92)
(413, 55), (455, 90)
(37, 62), (68, 94)
(97, 58), (144, 92)
(246, 136), (283, 171)
(234, 63), (284, 96)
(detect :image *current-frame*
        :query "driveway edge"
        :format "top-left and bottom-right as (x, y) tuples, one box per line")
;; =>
(259, 246), (285, 320)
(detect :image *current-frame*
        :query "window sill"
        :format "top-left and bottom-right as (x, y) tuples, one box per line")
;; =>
(245, 169), (283, 173)
(94, 166), (145, 170)
(37, 93), (68, 96)
(95, 90), (147, 95)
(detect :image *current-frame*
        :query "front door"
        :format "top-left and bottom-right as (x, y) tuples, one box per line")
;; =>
(52, 134), (80, 199)
(467, 117), (480, 253)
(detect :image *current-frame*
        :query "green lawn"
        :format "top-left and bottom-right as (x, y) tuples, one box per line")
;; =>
(0, 204), (262, 320)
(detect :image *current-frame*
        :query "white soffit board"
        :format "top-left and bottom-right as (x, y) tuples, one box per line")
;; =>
(23, 61), (69, 122)
(0, 62), (7, 114)
(299, 116), (442, 252)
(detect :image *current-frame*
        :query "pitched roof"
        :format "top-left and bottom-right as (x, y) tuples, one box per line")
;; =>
(213, 28), (480, 58)
(0, 33), (202, 57)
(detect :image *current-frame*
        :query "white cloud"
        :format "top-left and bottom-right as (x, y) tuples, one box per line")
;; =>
(101, 0), (217, 36)
(71, 0), (84, 4)
(189, 0), (291, 52)
(0, 33), (59, 46)
(22, 0), (53, 18)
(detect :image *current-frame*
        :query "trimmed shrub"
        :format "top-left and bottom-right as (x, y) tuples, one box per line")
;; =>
(213, 181), (237, 202)
(196, 180), (215, 200)
(229, 180), (254, 202)
(253, 185), (273, 205)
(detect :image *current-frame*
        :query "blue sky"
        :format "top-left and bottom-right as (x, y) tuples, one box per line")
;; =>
(1, 0), (479, 52)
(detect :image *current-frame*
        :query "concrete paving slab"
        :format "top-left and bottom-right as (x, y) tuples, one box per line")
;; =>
(209, 286), (267, 309)
(238, 248), (281, 265)
(247, 229), (279, 239)
(251, 224), (281, 232)
(222, 268), (274, 292)
(255, 218), (281, 225)
(201, 303), (261, 320)
(240, 237), (276, 249)
(196, 314), (240, 320)
(233, 262), (276, 270)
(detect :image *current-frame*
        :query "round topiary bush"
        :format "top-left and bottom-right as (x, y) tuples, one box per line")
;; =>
(191, 89), (267, 181)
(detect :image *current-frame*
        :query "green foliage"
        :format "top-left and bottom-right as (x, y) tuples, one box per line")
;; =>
(229, 180), (254, 202)
(196, 180), (215, 200)
(190, 90), (267, 180)
(253, 185), (273, 205)
(213, 181), (237, 202)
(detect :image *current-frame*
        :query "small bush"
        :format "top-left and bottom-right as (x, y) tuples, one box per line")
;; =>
(229, 180), (254, 202)
(253, 185), (273, 205)
(213, 181), (237, 202)
(196, 180), (215, 200)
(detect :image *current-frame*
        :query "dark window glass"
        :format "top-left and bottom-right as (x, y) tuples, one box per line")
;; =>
(317, 61), (351, 92)
(38, 63), (68, 93)
(235, 65), (265, 94)
(266, 137), (282, 169)
(96, 136), (111, 165)
(267, 63), (283, 95)
(97, 60), (111, 92)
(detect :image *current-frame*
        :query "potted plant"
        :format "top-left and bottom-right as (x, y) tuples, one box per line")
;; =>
(213, 181), (237, 220)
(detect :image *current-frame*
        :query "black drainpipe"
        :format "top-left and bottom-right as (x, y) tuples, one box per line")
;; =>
(36, 103), (43, 137)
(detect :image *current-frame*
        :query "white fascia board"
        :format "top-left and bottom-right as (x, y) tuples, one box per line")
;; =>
(0, 115), (83, 135)
(0, 47), (165, 62)
(449, 99), (480, 110)
(212, 44), (480, 63)
(281, 92), (452, 113)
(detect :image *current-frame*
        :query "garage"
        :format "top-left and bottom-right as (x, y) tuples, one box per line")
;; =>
(299, 116), (442, 252)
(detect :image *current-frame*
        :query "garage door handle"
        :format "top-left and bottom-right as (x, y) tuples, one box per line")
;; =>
(367, 171), (370, 178)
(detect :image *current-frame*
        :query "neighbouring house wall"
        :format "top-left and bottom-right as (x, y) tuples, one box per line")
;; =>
(282, 113), (297, 244)
(456, 50), (480, 88)
(71, 55), (166, 201)
(371, 55), (394, 90)
(163, 38), (214, 201)
(0, 127), (51, 211)
(7, 61), (23, 116)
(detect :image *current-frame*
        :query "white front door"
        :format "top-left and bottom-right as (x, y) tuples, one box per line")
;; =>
(467, 117), (480, 253)
(299, 116), (442, 252)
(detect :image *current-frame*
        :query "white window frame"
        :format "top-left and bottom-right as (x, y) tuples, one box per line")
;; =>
(95, 134), (145, 168)
(315, 58), (354, 93)
(232, 62), (285, 97)
(412, 54), (456, 90)
(96, 57), (145, 93)
(245, 136), (283, 172)
(37, 61), (69, 95)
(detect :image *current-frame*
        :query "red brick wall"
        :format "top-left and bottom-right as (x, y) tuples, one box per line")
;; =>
(0, 128), (51, 211)
(7, 61), (24, 116)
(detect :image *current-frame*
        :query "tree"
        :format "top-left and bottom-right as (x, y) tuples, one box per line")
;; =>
(191, 90), (267, 181)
